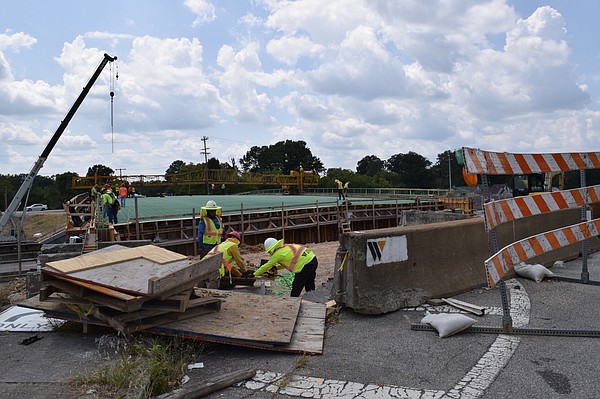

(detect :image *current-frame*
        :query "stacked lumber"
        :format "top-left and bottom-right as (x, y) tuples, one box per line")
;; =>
(38, 244), (223, 334)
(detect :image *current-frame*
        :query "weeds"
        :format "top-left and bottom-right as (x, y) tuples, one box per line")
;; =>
(0, 278), (26, 308)
(271, 352), (311, 390)
(0, 285), (9, 308)
(294, 353), (310, 369)
(72, 335), (204, 398)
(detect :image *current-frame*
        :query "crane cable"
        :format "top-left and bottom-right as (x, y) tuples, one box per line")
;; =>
(109, 61), (118, 153)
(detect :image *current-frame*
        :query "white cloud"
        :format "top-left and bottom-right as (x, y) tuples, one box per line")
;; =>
(184, 0), (216, 26)
(0, 31), (37, 51)
(266, 35), (324, 65)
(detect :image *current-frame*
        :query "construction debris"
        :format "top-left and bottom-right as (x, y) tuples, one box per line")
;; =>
(37, 244), (223, 334)
(153, 368), (257, 399)
(19, 243), (327, 354)
(441, 297), (486, 316)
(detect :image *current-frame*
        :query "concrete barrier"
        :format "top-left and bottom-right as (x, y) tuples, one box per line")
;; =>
(334, 209), (600, 314)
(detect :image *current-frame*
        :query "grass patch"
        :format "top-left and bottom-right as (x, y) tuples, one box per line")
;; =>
(0, 213), (65, 240)
(71, 335), (204, 399)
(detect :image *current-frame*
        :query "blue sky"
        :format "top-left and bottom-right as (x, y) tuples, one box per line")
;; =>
(1, 0), (600, 177)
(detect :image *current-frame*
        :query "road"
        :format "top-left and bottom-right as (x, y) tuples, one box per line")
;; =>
(2, 249), (600, 398)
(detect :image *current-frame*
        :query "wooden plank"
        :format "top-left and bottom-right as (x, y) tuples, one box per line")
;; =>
(40, 275), (211, 313)
(43, 274), (140, 301)
(284, 300), (326, 354)
(40, 278), (147, 313)
(154, 368), (256, 399)
(147, 253), (222, 295)
(46, 245), (187, 273)
(94, 299), (221, 334)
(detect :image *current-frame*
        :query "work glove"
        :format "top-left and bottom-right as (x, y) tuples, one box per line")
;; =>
(265, 266), (278, 278)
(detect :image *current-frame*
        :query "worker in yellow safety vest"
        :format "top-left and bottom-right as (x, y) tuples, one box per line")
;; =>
(198, 200), (225, 256)
(335, 179), (345, 200)
(253, 237), (319, 297)
(206, 231), (250, 280)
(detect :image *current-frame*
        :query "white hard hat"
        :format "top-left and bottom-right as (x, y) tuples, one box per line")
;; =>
(206, 200), (217, 207)
(264, 237), (280, 254)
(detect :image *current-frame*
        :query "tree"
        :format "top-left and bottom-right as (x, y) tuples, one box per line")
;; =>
(166, 160), (185, 175)
(240, 140), (324, 174)
(86, 164), (114, 177)
(356, 155), (385, 177)
(431, 150), (465, 189)
(386, 152), (433, 188)
(54, 172), (79, 204)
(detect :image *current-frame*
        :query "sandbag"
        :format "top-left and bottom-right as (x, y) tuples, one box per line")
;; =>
(421, 312), (476, 338)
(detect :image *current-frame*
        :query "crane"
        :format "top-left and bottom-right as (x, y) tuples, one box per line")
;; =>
(0, 53), (117, 241)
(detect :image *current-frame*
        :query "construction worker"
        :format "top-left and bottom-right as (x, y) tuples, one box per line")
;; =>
(335, 179), (345, 200)
(90, 184), (99, 202)
(254, 237), (318, 297)
(118, 184), (128, 207)
(206, 231), (249, 280)
(198, 200), (225, 256)
(100, 184), (118, 224)
(343, 181), (349, 198)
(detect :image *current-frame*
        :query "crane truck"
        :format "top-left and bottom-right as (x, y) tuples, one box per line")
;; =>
(0, 53), (117, 242)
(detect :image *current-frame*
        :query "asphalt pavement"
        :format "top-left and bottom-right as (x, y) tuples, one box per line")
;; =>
(2, 252), (600, 399)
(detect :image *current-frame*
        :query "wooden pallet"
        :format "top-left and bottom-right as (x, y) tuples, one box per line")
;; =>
(39, 273), (208, 313)
(94, 296), (222, 334)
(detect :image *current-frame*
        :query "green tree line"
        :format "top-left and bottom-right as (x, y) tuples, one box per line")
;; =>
(2, 140), (598, 211)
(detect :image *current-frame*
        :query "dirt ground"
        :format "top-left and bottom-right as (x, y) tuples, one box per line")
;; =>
(238, 240), (340, 290)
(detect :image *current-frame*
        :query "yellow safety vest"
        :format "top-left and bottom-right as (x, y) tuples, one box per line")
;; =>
(208, 240), (236, 277)
(201, 216), (223, 245)
(274, 244), (314, 273)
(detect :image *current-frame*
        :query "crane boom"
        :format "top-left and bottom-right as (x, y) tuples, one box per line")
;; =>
(0, 53), (117, 238)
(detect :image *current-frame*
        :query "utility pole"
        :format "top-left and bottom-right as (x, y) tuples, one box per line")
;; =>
(200, 136), (210, 194)
(448, 155), (452, 193)
(115, 168), (126, 183)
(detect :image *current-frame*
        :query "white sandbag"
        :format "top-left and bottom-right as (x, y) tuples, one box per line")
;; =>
(421, 312), (476, 338)
(514, 262), (554, 283)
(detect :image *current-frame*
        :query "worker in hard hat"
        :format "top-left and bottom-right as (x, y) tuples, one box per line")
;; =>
(198, 200), (225, 256)
(254, 237), (318, 297)
(206, 231), (250, 280)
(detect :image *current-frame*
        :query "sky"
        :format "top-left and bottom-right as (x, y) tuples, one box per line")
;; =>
(1, 0), (600, 178)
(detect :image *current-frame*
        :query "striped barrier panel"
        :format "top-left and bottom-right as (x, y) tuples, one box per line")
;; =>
(462, 147), (600, 175)
(485, 218), (600, 287)
(483, 185), (600, 231)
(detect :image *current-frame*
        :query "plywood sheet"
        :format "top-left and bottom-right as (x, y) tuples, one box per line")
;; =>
(41, 249), (222, 296)
(156, 289), (301, 345)
(46, 245), (187, 273)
